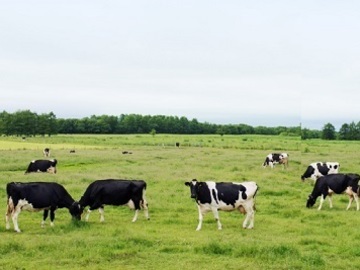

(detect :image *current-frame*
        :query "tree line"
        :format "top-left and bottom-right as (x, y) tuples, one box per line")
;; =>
(0, 110), (300, 137)
(301, 122), (360, 140)
(1, 110), (358, 140)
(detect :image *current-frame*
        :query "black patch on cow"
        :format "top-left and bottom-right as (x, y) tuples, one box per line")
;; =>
(215, 182), (247, 207)
(195, 182), (212, 204)
(301, 165), (315, 180)
(317, 163), (330, 176)
(272, 154), (281, 162)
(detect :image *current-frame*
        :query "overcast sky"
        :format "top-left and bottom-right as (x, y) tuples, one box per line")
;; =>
(1, 1), (359, 130)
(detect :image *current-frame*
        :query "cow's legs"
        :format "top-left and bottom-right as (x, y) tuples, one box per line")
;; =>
(211, 207), (222, 230)
(49, 209), (55, 226)
(5, 199), (13, 230)
(85, 209), (92, 221)
(242, 202), (255, 229)
(11, 207), (22, 233)
(327, 194), (333, 208)
(132, 210), (139, 223)
(354, 194), (359, 211)
(196, 205), (205, 231)
(141, 193), (150, 220)
(99, 207), (105, 222)
(346, 196), (354, 210)
(346, 194), (359, 211)
(42, 210), (49, 227)
(318, 195), (326, 210)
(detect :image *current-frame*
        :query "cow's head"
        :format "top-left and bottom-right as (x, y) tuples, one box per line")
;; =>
(306, 194), (316, 208)
(184, 179), (200, 199)
(69, 202), (83, 220)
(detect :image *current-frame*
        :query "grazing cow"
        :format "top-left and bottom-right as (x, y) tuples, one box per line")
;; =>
(263, 153), (289, 169)
(79, 179), (149, 223)
(5, 182), (82, 232)
(24, 159), (58, 174)
(306, 173), (360, 211)
(69, 149), (76, 153)
(184, 179), (258, 231)
(175, 142), (180, 148)
(301, 162), (340, 181)
(43, 148), (50, 157)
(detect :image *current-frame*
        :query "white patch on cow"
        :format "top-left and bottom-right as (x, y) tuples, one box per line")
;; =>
(127, 200), (135, 209)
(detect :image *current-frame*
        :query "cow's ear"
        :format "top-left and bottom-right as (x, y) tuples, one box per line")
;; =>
(185, 182), (190, 186)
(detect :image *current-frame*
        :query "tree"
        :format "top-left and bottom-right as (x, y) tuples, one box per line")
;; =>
(321, 123), (336, 140)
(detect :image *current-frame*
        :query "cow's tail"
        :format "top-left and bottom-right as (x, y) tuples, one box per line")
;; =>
(6, 183), (15, 215)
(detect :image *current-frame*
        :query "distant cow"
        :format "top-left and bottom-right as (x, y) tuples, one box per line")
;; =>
(5, 182), (81, 232)
(175, 142), (180, 148)
(306, 173), (360, 211)
(79, 179), (149, 223)
(25, 159), (57, 174)
(263, 153), (289, 169)
(301, 162), (340, 181)
(184, 179), (258, 230)
(43, 148), (50, 157)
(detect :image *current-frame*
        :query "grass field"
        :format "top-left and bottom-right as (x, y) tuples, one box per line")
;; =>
(0, 134), (360, 269)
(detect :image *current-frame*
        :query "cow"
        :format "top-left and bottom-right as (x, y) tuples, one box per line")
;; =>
(24, 159), (57, 174)
(306, 173), (360, 211)
(301, 162), (340, 181)
(5, 182), (82, 232)
(78, 179), (149, 223)
(43, 148), (50, 157)
(263, 153), (289, 169)
(184, 179), (258, 231)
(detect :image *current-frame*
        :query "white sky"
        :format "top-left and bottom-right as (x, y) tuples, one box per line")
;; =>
(1, 1), (359, 130)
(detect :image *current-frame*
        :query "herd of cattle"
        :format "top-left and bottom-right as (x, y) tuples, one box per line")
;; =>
(4, 149), (360, 233)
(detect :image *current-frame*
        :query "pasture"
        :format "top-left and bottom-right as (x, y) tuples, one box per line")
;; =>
(0, 134), (360, 269)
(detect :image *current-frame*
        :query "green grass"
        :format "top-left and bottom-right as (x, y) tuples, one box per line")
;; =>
(0, 134), (359, 269)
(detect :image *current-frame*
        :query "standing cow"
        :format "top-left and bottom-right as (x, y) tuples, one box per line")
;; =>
(5, 182), (81, 232)
(78, 179), (149, 223)
(24, 159), (58, 174)
(184, 179), (258, 230)
(306, 173), (360, 211)
(43, 148), (50, 157)
(301, 162), (340, 181)
(263, 153), (289, 169)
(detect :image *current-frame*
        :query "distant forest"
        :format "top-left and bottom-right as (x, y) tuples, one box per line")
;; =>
(0, 110), (359, 140)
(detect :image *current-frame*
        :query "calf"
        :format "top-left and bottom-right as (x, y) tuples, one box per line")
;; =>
(306, 173), (360, 211)
(25, 159), (57, 174)
(5, 182), (81, 232)
(301, 162), (340, 181)
(184, 179), (258, 230)
(263, 153), (289, 169)
(79, 179), (149, 223)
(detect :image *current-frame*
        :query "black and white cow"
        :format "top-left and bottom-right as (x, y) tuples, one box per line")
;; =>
(306, 173), (360, 211)
(43, 148), (50, 157)
(78, 179), (149, 223)
(24, 159), (58, 174)
(184, 179), (258, 230)
(263, 153), (289, 169)
(301, 162), (340, 181)
(5, 182), (81, 232)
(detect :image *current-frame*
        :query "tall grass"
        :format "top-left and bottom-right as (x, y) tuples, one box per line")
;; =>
(0, 134), (359, 269)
